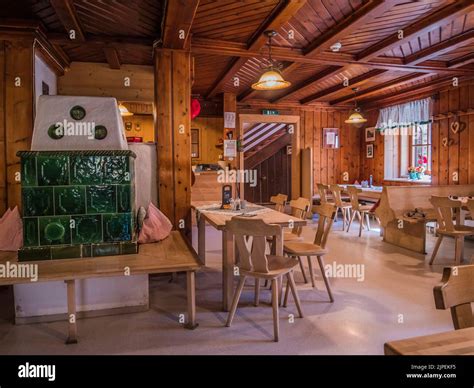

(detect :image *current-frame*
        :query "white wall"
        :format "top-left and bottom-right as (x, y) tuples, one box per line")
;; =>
(34, 53), (57, 106)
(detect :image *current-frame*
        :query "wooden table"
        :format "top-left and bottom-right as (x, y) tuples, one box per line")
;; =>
(0, 231), (202, 344)
(339, 184), (383, 202)
(192, 201), (307, 311)
(385, 327), (474, 355)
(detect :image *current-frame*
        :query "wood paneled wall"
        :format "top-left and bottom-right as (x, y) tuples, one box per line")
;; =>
(361, 82), (474, 186)
(239, 107), (361, 193)
(0, 42), (5, 214)
(58, 62), (154, 102)
(191, 116), (223, 165)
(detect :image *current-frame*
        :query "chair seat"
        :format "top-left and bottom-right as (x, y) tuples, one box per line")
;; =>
(266, 232), (303, 243)
(358, 205), (373, 212)
(437, 225), (474, 236)
(284, 241), (327, 256)
(241, 255), (299, 279)
(338, 204), (352, 209)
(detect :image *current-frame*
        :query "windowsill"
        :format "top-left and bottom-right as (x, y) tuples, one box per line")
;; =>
(384, 177), (432, 184)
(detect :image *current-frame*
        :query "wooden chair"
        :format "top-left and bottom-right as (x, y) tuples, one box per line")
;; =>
(317, 183), (332, 204)
(225, 217), (304, 342)
(270, 193), (288, 213)
(283, 203), (337, 302)
(329, 184), (352, 231)
(429, 196), (474, 265)
(346, 186), (373, 237)
(434, 265), (474, 329)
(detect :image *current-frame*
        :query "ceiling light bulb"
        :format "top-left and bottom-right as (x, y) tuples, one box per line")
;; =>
(330, 42), (342, 52)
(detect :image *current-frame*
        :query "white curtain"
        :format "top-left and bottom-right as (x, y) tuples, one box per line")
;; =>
(376, 97), (432, 131)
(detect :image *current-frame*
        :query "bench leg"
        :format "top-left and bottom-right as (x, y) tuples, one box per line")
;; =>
(185, 271), (198, 329)
(198, 217), (206, 265)
(65, 280), (78, 344)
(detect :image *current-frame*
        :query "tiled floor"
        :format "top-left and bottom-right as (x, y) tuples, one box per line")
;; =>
(0, 218), (472, 354)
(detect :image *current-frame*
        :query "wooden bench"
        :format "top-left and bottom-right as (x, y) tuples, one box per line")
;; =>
(0, 231), (202, 344)
(376, 185), (474, 253)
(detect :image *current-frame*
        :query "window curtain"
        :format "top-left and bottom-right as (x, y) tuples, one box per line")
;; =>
(376, 97), (432, 131)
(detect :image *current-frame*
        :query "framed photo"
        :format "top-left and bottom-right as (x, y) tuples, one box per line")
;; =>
(323, 128), (339, 149)
(366, 144), (374, 159)
(365, 127), (376, 142)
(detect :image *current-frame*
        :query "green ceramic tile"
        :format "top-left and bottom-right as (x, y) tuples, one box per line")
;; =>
(72, 215), (102, 244)
(103, 156), (130, 184)
(55, 186), (86, 215)
(121, 242), (138, 255)
(21, 157), (37, 186)
(70, 156), (104, 185)
(22, 187), (54, 217)
(39, 216), (72, 246)
(92, 243), (120, 257)
(51, 245), (82, 260)
(18, 247), (51, 262)
(117, 185), (132, 213)
(23, 217), (39, 247)
(86, 185), (117, 213)
(37, 155), (69, 186)
(103, 213), (132, 242)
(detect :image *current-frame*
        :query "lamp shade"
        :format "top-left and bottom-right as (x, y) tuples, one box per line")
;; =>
(251, 68), (291, 90)
(119, 103), (133, 117)
(345, 111), (367, 125)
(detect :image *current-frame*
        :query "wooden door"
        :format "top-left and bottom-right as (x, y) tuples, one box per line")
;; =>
(245, 145), (291, 204)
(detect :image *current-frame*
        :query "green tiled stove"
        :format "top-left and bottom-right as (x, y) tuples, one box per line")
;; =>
(18, 150), (137, 261)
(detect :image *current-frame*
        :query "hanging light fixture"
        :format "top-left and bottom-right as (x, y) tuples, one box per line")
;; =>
(345, 88), (367, 127)
(119, 103), (133, 117)
(251, 30), (291, 91)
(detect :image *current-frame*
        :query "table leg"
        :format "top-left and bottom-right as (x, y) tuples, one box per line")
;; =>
(198, 216), (206, 265)
(222, 230), (235, 312)
(65, 280), (77, 344)
(185, 271), (198, 329)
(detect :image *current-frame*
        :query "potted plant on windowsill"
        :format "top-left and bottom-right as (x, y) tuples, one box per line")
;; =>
(408, 166), (417, 180)
(415, 166), (425, 179)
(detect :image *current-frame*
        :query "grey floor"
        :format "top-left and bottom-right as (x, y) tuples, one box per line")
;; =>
(0, 218), (472, 355)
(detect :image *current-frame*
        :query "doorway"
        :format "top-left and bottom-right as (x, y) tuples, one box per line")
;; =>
(238, 114), (300, 204)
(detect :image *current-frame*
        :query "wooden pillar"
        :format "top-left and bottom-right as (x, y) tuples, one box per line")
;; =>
(3, 39), (35, 210)
(0, 41), (6, 214)
(154, 49), (192, 240)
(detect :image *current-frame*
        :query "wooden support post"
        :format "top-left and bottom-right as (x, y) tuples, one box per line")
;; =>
(65, 280), (78, 344)
(0, 41), (6, 214)
(154, 49), (192, 241)
(223, 93), (242, 197)
(184, 271), (198, 329)
(4, 40), (35, 210)
(197, 216), (206, 265)
(222, 230), (235, 311)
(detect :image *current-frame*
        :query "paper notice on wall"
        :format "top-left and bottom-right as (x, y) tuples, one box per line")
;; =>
(326, 132), (335, 145)
(224, 140), (237, 158)
(224, 112), (236, 128)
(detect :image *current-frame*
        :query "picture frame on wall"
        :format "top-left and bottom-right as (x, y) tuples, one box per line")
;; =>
(323, 128), (339, 149)
(366, 144), (374, 159)
(365, 127), (376, 142)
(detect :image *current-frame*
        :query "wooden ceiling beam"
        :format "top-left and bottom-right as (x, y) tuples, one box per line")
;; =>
(190, 37), (474, 75)
(239, 0), (401, 102)
(271, 65), (344, 103)
(359, 75), (474, 108)
(329, 73), (433, 105)
(300, 69), (387, 105)
(304, 0), (402, 57)
(205, 0), (307, 98)
(357, 0), (474, 62)
(162, 0), (200, 49)
(404, 30), (474, 65)
(50, 0), (86, 42)
(48, 33), (153, 49)
(448, 52), (474, 69)
(104, 47), (121, 69)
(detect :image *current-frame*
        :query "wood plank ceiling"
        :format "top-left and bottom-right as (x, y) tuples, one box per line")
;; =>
(4, 0), (474, 109)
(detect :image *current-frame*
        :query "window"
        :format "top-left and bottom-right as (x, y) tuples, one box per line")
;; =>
(191, 128), (199, 159)
(411, 124), (431, 174)
(378, 98), (432, 182)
